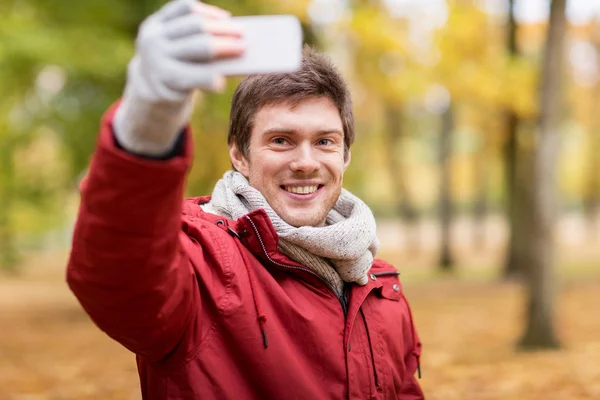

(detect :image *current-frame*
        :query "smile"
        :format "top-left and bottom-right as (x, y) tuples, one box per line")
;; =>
(281, 185), (324, 195)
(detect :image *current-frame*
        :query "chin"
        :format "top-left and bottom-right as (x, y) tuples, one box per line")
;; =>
(280, 213), (325, 228)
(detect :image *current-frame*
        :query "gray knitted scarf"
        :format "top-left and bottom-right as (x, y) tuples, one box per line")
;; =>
(202, 171), (379, 296)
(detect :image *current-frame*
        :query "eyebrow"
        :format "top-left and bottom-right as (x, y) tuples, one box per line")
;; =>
(261, 127), (344, 136)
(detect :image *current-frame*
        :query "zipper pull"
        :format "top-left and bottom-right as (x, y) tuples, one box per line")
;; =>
(216, 219), (240, 239)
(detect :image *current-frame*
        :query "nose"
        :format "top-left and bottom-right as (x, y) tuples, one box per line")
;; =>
(289, 144), (320, 174)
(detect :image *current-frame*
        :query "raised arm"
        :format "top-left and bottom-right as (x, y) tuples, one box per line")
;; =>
(66, 0), (244, 362)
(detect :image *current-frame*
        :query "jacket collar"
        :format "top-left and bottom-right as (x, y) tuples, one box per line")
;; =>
(184, 196), (397, 295)
(186, 196), (301, 267)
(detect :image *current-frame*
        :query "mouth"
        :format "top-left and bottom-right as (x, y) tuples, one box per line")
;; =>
(280, 184), (324, 196)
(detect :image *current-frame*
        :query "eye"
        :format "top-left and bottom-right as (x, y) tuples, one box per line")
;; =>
(318, 138), (333, 146)
(272, 137), (288, 145)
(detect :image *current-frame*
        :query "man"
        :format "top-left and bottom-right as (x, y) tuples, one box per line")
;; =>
(66, 0), (424, 399)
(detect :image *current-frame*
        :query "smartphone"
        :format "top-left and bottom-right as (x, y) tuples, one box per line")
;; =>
(212, 15), (303, 76)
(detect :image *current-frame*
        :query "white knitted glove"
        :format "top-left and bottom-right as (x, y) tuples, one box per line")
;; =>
(113, 0), (244, 156)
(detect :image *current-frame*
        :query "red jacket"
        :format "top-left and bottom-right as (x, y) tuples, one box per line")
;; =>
(67, 104), (424, 400)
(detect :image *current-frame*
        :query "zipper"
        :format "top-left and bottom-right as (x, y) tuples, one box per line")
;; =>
(245, 216), (379, 395)
(245, 216), (348, 317)
(340, 284), (349, 317)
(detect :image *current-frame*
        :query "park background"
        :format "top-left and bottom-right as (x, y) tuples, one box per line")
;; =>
(1, 0), (600, 399)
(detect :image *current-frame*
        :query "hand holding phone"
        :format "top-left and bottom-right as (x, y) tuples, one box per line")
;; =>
(114, 0), (303, 156)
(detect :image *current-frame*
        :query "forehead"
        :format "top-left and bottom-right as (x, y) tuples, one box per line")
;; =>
(252, 97), (343, 134)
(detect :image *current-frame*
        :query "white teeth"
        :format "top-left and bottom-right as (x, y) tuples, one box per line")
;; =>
(284, 185), (318, 194)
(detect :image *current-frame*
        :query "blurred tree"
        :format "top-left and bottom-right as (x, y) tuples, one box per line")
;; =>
(583, 20), (600, 237)
(472, 147), (488, 250)
(0, 0), (139, 270)
(431, 0), (488, 271)
(433, 0), (506, 269)
(385, 104), (420, 252)
(503, 0), (523, 279)
(0, 118), (18, 272)
(0, 0), (313, 270)
(433, 0), (538, 269)
(471, 107), (496, 251)
(518, 0), (565, 350)
(348, 1), (428, 248)
(503, 0), (529, 279)
(439, 103), (455, 270)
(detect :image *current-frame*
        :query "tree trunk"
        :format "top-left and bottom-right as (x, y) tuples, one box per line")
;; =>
(584, 129), (600, 236)
(583, 34), (600, 238)
(385, 105), (420, 253)
(0, 136), (18, 273)
(0, 210), (18, 273)
(518, 0), (565, 350)
(439, 103), (455, 270)
(473, 135), (488, 250)
(503, 0), (523, 279)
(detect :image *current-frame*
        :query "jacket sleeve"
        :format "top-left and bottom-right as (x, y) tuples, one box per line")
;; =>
(66, 102), (198, 362)
(399, 294), (424, 399)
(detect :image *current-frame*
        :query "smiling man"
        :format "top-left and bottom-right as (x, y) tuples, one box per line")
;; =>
(229, 96), (348, 228)
(66, 1), (423, 399)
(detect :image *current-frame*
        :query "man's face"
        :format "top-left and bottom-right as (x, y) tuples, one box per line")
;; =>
(230, 96), (350, 227)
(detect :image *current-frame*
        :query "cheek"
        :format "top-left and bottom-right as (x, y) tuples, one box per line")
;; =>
(257, 155), (287, 175)
(248, 160), (281, 189)
(327, 158), (346, 180)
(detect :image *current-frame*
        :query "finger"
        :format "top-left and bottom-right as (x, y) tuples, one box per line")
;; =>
(165, 60), (225, 92)
(167, 34), (212, 62)
(158, 0), (194, 22)
(163, 13), (243, 40)
(202, 19), (244, 37)
(168, 34), (244, 62)
(190, 2), (231, 19)
(212, 36), (246, 58)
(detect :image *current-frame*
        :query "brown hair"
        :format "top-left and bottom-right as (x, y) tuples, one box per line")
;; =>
(227, 46), (354, 161)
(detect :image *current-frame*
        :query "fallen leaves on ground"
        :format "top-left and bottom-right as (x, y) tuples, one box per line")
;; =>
(1, 253), (599, 400)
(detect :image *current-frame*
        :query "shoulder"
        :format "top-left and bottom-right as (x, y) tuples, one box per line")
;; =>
(182, 196), (211, 218)
(181, 196), (229, 226)
(179, 196), (236, 254)
(371, 258), (399, 274)
(370, 258), (408, 297)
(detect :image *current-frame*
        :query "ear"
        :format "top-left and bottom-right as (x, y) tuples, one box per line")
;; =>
(343, 150), (351, 172)
(229, 143), (250, 177)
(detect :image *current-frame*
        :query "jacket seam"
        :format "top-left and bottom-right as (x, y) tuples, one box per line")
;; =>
(141, 242), (176, 363)
(180, 223), (233, 366)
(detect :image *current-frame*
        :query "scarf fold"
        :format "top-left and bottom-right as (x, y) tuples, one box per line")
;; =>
(202, 171), (379, 296)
